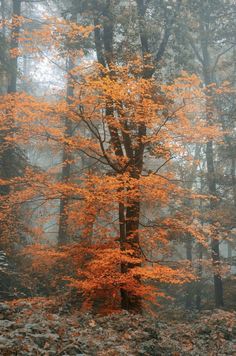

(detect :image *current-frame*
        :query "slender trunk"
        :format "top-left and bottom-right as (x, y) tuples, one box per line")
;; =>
(206, 140), (224, 307)
(185, 237), (193, 309)
(1, 0), (6, 38)
(212, 238), (224, 308)
(0, 0), (21, 196)
(199, 3), (224, 306)
(184, 145), (201, 309)
(58, 147), (71, 245)
(8, 0), (21, 94)
(58, 57), (73, 245)
(0, 0), (24, 249)
(196, 172), (204, 310)
(196, 243), (203, 310)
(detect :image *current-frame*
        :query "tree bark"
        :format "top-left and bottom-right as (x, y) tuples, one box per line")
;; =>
(58, 57), (74, 245)
(8, 0), (21, 94)
(206, 140), (224, 308)
(0, 0), (22, 197)
(196, 243), (203, 310)
(185, 237), (193, 309)
(199, 2), (224, 307)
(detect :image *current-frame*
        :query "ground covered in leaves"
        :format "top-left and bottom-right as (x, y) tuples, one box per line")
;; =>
(0, 299), (235, 355)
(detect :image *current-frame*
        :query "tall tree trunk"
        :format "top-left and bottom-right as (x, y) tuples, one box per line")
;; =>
(196, 243), (203, 310)
(206, 139), (224, 307)
(0, 0), (22, 197)
(58, 57), (73, 245)
(196, 172), (204, 310)
(0, 0), (6, 38)
(0, 0), (25, 250)
(121, 198), (142, 312)
(8, 0), (21, 94)
(185, 237), (193, 309)
(183, 145), (201, 309)
(199, 3), (224, 307)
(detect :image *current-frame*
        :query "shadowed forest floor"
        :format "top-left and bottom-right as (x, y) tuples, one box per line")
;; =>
(0, 300), (235, 355)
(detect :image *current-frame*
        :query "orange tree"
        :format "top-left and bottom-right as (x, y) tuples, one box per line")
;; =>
(0, 15), (224, 312)
(32, 60), (221, 312)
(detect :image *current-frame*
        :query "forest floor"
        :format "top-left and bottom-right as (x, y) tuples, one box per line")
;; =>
(0, 299), (235, 355)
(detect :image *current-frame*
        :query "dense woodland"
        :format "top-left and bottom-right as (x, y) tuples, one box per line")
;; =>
(0, 0), (236, 354)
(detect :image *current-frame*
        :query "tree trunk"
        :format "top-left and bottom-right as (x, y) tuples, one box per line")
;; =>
(185, 237), (193, 309)
(58, 57), (73, 245)
(0, 0), (6, 38)
(199, 3), (224, 306)
(196, 173), (204, 310)
(8, 0), (21, 94)
(206, 140), (224, 307)
(0, 0), (22, 197)
(184, 145), (201, 309)
(121, 198), (142, 312)
(196, 243), (203, 310)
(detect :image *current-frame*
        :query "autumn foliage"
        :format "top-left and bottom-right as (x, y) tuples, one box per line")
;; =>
(0, 8), (233, 314)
